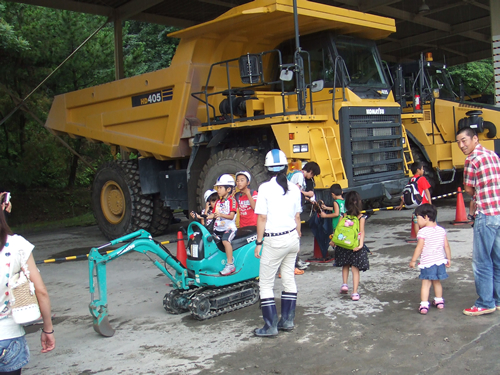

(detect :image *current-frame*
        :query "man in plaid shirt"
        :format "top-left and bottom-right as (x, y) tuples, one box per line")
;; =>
(457, 126), (500, 316)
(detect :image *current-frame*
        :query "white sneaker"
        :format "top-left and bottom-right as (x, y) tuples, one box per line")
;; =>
(297, 259), (310, 268)
(220, 263), (236, 276)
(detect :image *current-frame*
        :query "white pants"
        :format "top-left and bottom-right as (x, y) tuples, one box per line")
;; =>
(259, 231), (300, 299)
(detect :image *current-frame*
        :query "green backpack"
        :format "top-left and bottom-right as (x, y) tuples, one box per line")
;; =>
(332, 215), (360, 250)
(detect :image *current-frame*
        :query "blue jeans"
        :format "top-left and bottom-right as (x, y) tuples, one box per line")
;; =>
(472, 213), (500, 309)
(0, 335), (30, 373)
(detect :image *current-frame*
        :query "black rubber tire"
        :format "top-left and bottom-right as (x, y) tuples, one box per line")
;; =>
(149, 194), (172, 236)
(92, 160), (153, 240)
(197, 148), (267, 211)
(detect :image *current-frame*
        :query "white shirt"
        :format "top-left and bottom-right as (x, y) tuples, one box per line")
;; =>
(255, 177), (302, 232)
(289, 171), (305, 190)
(0, 235), (34, 340)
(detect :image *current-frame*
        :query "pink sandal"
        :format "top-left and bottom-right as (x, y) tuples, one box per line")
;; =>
(351, 293), (360, 301)
(340, 284), (348, 294)
(432, 300), (444, 309)
(419, 305), (429, 315)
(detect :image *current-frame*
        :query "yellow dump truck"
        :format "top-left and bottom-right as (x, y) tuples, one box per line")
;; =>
(46, 0), (410, 239)
(393, 53), (500, 192)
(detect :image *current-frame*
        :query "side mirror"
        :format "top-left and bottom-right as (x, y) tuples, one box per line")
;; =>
(280, 69), (293, 81)
(311, 80), (324, 93)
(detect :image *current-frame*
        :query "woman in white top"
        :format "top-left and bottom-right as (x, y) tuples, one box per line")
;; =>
(0, 209), (55, 374)
(254, 149), (302, 337)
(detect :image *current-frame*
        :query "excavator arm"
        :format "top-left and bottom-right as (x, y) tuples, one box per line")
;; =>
(88, 230), (192, 336)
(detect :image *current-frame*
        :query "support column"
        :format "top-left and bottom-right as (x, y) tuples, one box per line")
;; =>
(114, 11), (124, 81)
(491, 0), (500, 105)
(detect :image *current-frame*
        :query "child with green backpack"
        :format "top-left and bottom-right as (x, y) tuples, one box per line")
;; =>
(330, 191), (369, 301)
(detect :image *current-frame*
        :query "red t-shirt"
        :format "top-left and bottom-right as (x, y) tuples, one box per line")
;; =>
(412, 175), (431, 204)
(236, 190), (258, 227)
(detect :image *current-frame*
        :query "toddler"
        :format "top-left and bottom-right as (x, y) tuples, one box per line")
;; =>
(409, 204), (451, 314)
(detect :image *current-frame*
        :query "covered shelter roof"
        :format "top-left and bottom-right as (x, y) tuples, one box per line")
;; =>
(5, 0), (494, 66)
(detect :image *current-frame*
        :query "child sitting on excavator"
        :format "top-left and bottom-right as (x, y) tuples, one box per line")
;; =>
(190, 189), (218, 226)
(208, 174), (238, 276)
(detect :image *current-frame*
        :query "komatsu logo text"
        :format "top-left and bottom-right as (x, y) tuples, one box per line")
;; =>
(366, 108), (385, 115)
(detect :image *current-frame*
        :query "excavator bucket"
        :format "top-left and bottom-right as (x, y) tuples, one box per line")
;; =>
(92, 312), (115, 337)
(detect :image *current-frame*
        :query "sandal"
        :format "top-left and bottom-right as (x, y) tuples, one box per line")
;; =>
(351, 293), (360, 301)
(340, 284), (348, 294)
(432, 300), (445, 309)
(419, 305), (429, 315)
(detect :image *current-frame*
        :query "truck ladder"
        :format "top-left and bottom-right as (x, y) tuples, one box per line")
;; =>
(309, 126), (346, 186)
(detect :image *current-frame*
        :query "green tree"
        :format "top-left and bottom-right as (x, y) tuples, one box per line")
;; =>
(448, 59), (494, 97)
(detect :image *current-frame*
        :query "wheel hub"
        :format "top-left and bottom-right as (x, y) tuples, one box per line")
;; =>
(101, 181), (125, 224)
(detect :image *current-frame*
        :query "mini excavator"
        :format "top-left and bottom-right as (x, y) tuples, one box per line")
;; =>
(88, 220), (260, 337)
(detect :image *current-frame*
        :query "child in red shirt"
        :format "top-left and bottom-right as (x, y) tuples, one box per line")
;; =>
(235, 171), (258, 227)
(397, 162), (432, 236)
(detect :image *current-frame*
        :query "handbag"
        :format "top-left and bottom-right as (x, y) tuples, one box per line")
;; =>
(8, 250), (41, 325)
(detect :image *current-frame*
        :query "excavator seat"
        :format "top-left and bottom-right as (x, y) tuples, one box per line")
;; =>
(217, 226), (257, 252)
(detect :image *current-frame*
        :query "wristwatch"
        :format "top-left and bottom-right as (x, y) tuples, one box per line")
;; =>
(256, 239), (264, 246)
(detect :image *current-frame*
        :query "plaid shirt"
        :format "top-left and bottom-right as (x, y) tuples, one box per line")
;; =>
(464, 144), (500, 216)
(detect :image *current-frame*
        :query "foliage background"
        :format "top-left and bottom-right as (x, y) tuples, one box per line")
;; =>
(0, 2), (179, 193)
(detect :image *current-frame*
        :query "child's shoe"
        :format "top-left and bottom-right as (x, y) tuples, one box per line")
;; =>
(220, 262), (235, 276)
(419, 302), (429, 315)
(351, 293), (360, 301)
(432, 299), (445, 309)
(340, 284), (348, 294)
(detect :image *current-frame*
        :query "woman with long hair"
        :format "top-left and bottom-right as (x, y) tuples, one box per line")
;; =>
(253, 149), (302, 337)
(0, 209), (55, 374)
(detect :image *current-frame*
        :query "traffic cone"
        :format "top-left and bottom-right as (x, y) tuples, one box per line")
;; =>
(452, 187), (473, 225)
(405, 219), (418, 243)
(306, 238), (333, 263)
(176, 230), (187, 267)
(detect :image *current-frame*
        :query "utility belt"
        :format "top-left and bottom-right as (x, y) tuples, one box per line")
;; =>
(264, 228), (296, 237)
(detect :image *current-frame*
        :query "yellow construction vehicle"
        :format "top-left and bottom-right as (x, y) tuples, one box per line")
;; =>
(392, 53), (500, 193)
(46, 0), (410, 239)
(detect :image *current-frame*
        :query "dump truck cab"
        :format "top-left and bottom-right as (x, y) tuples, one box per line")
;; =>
(393, 53), (500, 193)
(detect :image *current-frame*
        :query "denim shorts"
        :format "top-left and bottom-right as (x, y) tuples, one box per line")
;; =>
(0, 335), (30, 372)
(419, 264), (448, 280)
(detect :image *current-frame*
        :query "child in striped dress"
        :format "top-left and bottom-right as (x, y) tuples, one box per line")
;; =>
(409, 204), (452, 315)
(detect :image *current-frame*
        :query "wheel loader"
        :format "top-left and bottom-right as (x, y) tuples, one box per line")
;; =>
(45, 0), (412, 240)
(392, 53), (500, 193)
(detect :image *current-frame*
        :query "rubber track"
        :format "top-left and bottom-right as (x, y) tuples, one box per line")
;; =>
(189, 280), (260, 321)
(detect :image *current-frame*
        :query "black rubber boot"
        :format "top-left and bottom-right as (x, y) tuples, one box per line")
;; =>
(277, 292), (297, 331)
(254, 298), (279, 337)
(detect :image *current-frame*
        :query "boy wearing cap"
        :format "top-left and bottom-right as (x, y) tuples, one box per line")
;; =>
(209, 174), (238, 276)
(235, 171), (258, 228)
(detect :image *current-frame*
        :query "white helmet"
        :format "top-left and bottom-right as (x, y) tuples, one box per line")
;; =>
(235, 171), (251, 183)
(264, 149), (288, 172)
(214, 174), (235, 186)
(203, 189), (217, 202)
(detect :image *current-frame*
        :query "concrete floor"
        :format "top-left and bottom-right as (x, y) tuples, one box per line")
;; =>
(18, 198), (500, 375)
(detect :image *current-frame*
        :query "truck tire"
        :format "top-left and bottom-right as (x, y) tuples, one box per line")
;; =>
(149, 194), (172, 236)
(197, 148), (267, 210)
(92, 160), (153, 240)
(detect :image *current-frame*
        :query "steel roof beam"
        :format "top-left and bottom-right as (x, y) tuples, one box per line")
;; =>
(115, 0), (164, 21)
(379, 16), (491, 54)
